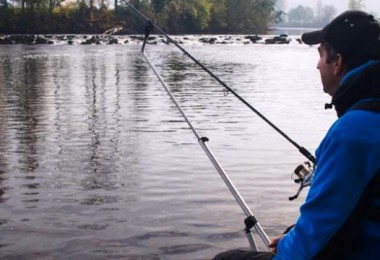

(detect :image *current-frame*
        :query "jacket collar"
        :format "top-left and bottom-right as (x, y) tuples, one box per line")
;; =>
(332, 60), (380, 117)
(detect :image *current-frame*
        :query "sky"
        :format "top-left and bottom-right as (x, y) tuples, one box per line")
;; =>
(284, 0), (380, 16)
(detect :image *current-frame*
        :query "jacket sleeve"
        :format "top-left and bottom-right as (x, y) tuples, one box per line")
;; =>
(275, 116), (377, 260)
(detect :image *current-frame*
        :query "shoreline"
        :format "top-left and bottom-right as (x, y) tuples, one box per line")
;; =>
(0, 34), (302, 45)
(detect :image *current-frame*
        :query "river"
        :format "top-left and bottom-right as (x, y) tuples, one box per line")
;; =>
(0, 39), (336, 259)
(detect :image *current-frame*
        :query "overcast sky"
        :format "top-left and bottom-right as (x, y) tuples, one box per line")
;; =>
(284, 0), (380, 16)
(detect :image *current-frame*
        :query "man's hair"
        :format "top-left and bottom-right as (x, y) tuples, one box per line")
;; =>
(322, 42), (338, 64)
(323, 40), (380, 70)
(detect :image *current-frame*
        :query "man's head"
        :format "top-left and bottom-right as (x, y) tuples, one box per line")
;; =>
(302, 10), (380, 69)
(301, 10), (380, 96)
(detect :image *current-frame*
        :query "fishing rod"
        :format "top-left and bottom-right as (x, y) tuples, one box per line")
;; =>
(122, 1), (272, 251)
(121, 0), (314, 248)
(122, 0), (317, 166)
(141, 38), (271, 252)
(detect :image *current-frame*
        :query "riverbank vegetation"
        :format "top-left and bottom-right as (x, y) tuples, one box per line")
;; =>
(0, 0), (282, 34)
(279, 0), (375, 29)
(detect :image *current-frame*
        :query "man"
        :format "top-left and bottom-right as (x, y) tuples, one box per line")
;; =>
(213, 10), (380, 259)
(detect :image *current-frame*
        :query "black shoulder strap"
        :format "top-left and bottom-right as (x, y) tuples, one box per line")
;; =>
(363, 172), (380, 221)
(313, 170), (380, 259)
(351, 100), (380, 113)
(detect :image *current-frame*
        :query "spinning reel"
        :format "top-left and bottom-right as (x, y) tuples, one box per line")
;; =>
(289, 161), (315, 201)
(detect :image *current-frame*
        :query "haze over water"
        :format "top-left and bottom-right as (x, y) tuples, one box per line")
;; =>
(0, 39), (336, 259)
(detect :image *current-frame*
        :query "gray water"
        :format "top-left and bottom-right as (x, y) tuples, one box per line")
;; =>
(0, 41), (335, 259)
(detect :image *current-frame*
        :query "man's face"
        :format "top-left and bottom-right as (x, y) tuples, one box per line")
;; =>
(317, 44), (341, 96)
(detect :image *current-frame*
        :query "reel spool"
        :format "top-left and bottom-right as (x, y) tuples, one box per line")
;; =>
(289, 161), (315, 201)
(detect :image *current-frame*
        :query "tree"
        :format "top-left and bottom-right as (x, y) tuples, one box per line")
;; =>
(0, 0), (8, 8)
(187, 0), (212, 32)
(151, 0), (172, 13)
(348, 0), (365, 10)
(0, 0), (278, 34)
(316, 0), (323, 18)
(315, 5), (337, 26)
(48, 0), (64, 12)
(151, 0), (212, 33)
(287, 5), (314, 25)
(224, 0), (276, 33)
(0, 0), (9, 32)
(209, 0), (227, 33)
(275, 0), (285, 11)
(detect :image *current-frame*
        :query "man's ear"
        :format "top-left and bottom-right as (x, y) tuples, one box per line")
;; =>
(334, 54), (346, 76)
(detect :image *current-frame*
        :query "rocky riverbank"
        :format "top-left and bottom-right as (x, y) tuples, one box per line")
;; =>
(0, 34), (302, 45)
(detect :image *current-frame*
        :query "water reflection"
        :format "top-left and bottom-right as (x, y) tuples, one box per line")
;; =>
(0, 44), (334, 259)
(83, 53), (106, 189)
(15, 54), (46, 174)
(0, 56), (8, 204)
(0, 51), (52, 209)
(0, 163), (5, 203)
(0, 47), (151, 209)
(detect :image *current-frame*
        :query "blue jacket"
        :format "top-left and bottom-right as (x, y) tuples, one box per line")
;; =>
(276, 61), (380, 260)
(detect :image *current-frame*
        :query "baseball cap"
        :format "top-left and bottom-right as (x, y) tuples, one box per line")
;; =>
(302, 10), (380, 57)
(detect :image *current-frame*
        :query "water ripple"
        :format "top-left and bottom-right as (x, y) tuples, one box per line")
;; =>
(160, 243), (212, 254)
(0, 43), (334, 259)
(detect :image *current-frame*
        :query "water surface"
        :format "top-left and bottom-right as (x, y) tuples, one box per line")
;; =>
(0, 41), (335, 259)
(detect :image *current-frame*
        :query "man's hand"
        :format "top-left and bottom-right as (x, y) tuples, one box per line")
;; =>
(268, 234), (285, 254)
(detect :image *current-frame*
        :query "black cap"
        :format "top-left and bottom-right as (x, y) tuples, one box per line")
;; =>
(302, 10), (380, 57)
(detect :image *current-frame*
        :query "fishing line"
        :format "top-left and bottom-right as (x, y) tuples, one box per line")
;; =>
(121, 0), (315, 249)
(122, 0), (272, 250)
(122, 0), (316, 165)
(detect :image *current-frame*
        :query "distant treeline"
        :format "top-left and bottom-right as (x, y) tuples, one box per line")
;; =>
(0, 0), (282, 34)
